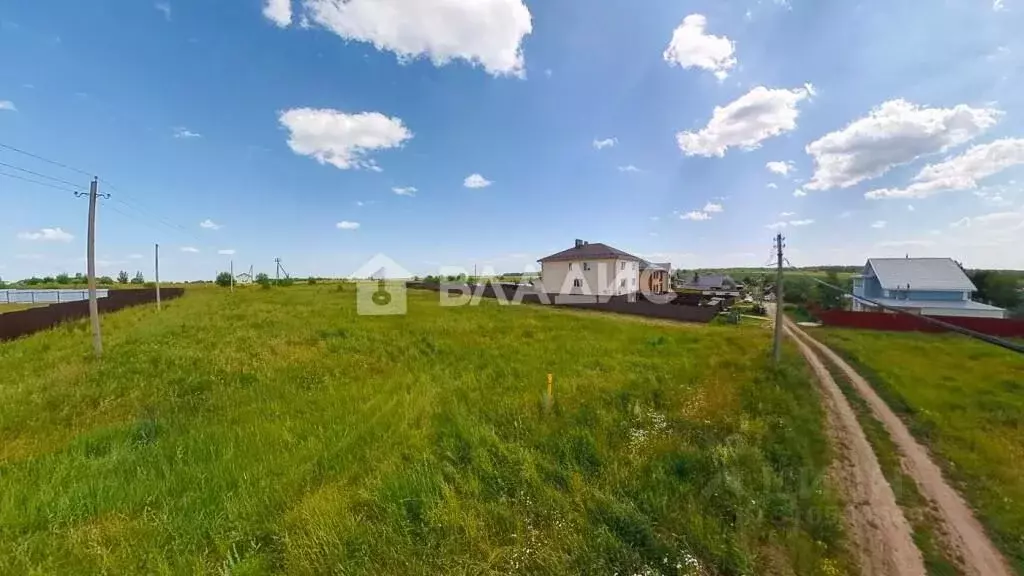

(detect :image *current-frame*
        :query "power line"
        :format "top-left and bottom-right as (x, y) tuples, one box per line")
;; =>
(0, 140), (211, 248)
(0, 169), (85, 194)
(0, 160), (88, 190)
(785, 267), (1024, 355)
(0, 141), (94, 178)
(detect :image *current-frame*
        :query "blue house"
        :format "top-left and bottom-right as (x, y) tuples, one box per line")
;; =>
(851, 258), (1006, 319)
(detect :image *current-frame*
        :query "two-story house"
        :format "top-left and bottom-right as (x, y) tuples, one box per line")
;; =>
(851, 257), (1006, 319)
(537, 240), (646, 296)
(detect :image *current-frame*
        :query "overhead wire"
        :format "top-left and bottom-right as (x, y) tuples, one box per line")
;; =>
(0, 141), (95, 178)
(0, 139), (212, 248)
(0, 169), (85, 195)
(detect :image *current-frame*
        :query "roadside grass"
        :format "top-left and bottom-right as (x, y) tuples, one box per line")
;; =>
(817, 352), (960, 575)
(813, 327), (1024, 573)
(1, 286), (852, 574)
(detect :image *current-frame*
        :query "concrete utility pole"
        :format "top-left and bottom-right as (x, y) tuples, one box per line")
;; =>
(155, 243), (161, 311)
(772, 233), (785, 365)
(230, 259), (234, 292)
(76, 178), (107, 357)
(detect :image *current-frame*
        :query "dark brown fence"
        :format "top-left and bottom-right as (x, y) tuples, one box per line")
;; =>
(0, 288), (184, 342)
(409, 283), (719, 324)
(815, 308), (1024, 338)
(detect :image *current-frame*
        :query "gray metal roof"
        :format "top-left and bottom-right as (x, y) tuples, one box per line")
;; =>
(539, 242), (641, 263)
(866, 258), (977, 291)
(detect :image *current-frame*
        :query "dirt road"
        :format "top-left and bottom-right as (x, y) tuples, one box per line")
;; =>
(781, 320), (926, 575)
(786, 320), (1012, 576)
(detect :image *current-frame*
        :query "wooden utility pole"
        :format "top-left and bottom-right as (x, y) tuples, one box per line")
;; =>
(155, 243), (162, 311)
(230, 259), (235, 292)
(79, 178), (104, 357)
(772, 233), (785, 365)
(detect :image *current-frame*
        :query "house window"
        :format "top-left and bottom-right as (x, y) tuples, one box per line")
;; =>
(568, 263), (573, 270)
(620, 279), (626, 288)
(583, 262), (592, 271)
(573, 279), (582, 288)
(620, 261), (626, 270)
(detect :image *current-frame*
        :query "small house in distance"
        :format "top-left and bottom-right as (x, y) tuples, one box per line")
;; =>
(678, 273), (742, 297)
(851, 257), (1006, 319)
(639, 261), (672, 294)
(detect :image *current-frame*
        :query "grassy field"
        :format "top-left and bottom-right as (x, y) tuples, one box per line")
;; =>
(0, 286), (852, 574)
(812, 327), (1024, 572)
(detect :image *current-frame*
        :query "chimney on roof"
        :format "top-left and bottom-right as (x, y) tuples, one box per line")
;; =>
(575, 239), (584, 248)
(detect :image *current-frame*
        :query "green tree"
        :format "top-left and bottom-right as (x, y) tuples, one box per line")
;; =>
(98, 276), (115, 285)
(55, 273), (71, 285)
(973, 270), (1021, 310)
(117, 270), (129, 284)
(255, 273), (271, 289)
(41, 276), (55, 284)
(817, 270), (844, 310)
(131, 271), (145, 284)
(216, 272), (233, 287)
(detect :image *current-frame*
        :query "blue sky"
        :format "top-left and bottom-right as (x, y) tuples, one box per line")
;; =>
(1, 0), (1022, 281)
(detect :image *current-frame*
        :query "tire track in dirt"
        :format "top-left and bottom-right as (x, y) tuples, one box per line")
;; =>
(783, 322), (926, 576)
(788, 321), (1012, 576)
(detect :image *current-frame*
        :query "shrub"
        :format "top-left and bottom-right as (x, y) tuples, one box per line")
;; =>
(256, 273), (271, 289)
(215, 272), (233, 288)
(307, 277), (318, 285)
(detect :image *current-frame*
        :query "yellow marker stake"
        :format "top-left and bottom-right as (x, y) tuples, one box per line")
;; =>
(547, 373), (553, 399)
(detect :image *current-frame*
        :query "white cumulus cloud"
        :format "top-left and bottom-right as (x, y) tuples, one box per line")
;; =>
(199, 219), (222, 230)
(871, 220), (887, 229)
(302, 0), (532, 77)
(336, 220), (361, 230)
(617, 165), (641, 173)
(392, 186), (417, 196)
(263, 0), (292, 27)
(218, 249), (236, 255)
(464, 174), (492, 188)
(805, 100), (1001, 190)
(793, 189), (807, 197)
(766, 160), (794, 177)
(279, 108), (412, 171)
(0, 100), (16, 111)
(676, 84), (814, 157)
(17, 227), (73, 242)
(865, 138), (1024, 199)
(780, 211), (796, 217)
(181, 246), (200, 253)
(766, 183), (778, 189)
(789, 219), (815, 226)
(703, 202), (723, 213)
(662, 14), (736, 81)
(593, 137), (617, 150)
(680, 211), (711, 221)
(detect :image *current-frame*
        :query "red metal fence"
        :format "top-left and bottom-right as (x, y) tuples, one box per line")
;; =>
(0, 288), (184, 342)
(815, 309), (1024, 338)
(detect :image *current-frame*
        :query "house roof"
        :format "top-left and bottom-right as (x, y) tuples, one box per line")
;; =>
(538, 242), (642, 263)
(682, 274), (734, 289)
(640, 261), (671, 271)
(866, 258), (977, 292)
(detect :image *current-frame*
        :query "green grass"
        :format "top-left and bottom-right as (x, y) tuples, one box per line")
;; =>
(812, 327), (1024, 573)
(1, 286), (852, 574)
(817, 352), (959, 575)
